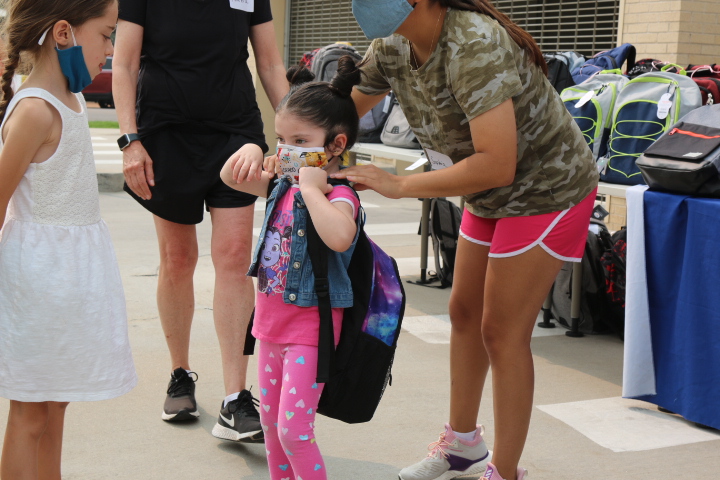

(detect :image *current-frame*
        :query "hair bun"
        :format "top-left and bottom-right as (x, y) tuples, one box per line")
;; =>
(287, 65), (315, 86)
(329, 55), (362, 98)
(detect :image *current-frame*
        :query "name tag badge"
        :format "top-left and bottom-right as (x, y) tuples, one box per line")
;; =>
(425, 149), (453, 170)
(230, 0), (254, 12)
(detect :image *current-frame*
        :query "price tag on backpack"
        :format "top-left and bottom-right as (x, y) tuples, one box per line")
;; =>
(383, 95), (392, 113)
(575, 90), (595, 108)
(657, 93), (673, 119)
(426, 149), (453, 170)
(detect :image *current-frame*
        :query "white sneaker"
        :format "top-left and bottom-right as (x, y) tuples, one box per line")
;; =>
(398, 423), (491, 480)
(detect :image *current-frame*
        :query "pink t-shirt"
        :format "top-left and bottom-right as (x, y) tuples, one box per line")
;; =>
(252, 184), (360, 346)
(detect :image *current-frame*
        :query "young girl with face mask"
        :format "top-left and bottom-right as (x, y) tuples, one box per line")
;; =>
(220, 57), (362, 480)
(0, 0), (137, 477)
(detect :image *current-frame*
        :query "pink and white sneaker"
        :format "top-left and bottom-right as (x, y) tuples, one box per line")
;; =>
(482, 461), (528, 480)
(398, 423), (491, 480)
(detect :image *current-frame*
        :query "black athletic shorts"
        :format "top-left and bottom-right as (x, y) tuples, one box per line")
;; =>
(124, 125), (258, 225)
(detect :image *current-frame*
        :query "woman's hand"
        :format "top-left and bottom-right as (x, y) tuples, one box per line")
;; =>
(299, 167), (333, 195)
(330, 164), (403, 199)
(227, 144), (264, 183)
(123, 141), (155, 200)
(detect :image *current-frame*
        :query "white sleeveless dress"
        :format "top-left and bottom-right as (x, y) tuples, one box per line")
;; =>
(0, 88), (137, 402)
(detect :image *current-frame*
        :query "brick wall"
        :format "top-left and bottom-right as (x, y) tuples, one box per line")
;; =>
(621, 0), (720, 66)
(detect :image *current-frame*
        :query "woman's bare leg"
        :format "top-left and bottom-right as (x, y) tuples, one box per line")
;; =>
(154, 216), (199, 371)
(38, 402), (69, 480)
(448, 237), (491, 433)
(482, 246), (563, 480)
(1, 401), (49, 480)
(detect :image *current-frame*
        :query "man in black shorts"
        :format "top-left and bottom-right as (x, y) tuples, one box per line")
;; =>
(113, 0), (289, 442)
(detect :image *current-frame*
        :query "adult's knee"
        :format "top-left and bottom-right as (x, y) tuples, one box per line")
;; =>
(480, 314), (529, 360)
(211, 237), (253, 274)
(159, 244), (198, 279)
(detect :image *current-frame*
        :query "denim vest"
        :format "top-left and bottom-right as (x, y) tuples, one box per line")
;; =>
(248, 177), (359, 308)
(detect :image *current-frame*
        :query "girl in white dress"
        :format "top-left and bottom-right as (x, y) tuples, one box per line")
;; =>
(0, 1), (136, 477)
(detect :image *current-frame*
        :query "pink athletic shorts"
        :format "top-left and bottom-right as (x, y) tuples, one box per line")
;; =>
(459, 188), (598, 262)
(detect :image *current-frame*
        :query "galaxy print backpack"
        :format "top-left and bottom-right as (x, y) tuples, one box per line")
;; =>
(307, 179), (406, 424)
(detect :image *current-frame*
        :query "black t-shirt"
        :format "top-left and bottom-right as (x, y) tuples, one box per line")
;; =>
(119, 0), (272, 146)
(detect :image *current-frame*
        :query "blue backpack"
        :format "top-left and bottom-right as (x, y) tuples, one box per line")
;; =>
(572, 44), (637, 84)
(307, 179), (406, 424)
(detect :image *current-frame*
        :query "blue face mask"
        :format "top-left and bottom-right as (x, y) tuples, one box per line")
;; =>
(352, 0), (414, 39)
(39, 26), (93, 93)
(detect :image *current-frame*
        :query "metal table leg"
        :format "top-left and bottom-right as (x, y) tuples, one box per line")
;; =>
(566, 261), (584, 337)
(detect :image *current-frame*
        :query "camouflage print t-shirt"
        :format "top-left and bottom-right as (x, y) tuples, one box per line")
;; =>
(357, 8), (599, 218)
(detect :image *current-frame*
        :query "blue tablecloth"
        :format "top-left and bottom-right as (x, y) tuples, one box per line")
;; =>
(632, 190), (720, 429)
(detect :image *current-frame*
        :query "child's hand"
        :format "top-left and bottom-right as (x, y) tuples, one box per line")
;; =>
(226, 144), (264, 183)
(264, 154), (282, 176)
(299, 167), (332, 195)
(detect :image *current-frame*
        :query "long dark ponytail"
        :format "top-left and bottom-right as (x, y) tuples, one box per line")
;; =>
(433, 0), (547, 75)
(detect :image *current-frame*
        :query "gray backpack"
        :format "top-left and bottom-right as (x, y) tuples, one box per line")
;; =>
(310, 43), (362, 83)
(560, 72), (629, 159)
(381, 94), (420, 149)
(637, 104), (720, 196)
(599, 71), (702, 185)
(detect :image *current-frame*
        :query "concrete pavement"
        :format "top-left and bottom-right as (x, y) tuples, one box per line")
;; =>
(1, 170), (719, 479)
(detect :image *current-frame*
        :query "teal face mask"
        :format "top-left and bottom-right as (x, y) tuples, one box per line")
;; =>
(39, 25), (93, 93)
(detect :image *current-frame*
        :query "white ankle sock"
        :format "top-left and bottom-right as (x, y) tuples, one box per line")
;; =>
(223, 392), (240, 407)
(452, 428), (476, 442)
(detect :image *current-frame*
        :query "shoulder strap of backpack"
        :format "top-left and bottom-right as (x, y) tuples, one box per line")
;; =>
(306, 209), (336, 384)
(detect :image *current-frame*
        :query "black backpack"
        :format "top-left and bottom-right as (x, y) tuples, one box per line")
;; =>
(307, 180), (405, 423)
(549, 219), (614, 334)
(600, 227), (627, 339)
(427, 198), (462, 288)
(544, 53), (576, 94)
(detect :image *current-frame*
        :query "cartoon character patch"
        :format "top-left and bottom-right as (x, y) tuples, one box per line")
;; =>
(258, 225), (292, 296)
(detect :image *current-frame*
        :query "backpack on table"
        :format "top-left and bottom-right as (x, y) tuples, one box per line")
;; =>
(560, 71), (628, 159)
(310, 43), (362, 82)
(599, 70), (702, 185)
(358, 93), (392, 143)
(571, 43), (637, 84)
(549, 219), (614, 335)
(381, 94), (420, 149)
(600, 227), (627, 340)
(306, 180), (406, 424)
(692, 77), (720, 106)
(687, 64), (720, 79)
(636, 104), (720, 196)
(543, 52), (583, 94)
(426, 197), (462, 288)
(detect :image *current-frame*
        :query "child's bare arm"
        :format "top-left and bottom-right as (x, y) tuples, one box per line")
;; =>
(299, 167), (357, 252)
(220, 143), (273, 197)
(0, 100), (56, 227)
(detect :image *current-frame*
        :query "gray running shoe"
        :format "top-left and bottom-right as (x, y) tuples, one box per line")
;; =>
(211, 389), (264, 443)
(161, 368), (199, 422)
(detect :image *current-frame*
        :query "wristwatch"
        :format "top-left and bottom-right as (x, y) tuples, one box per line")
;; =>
(117, 133), (141, 150)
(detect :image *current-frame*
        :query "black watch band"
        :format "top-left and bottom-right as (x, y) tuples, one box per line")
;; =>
(117, 133), (141, 151)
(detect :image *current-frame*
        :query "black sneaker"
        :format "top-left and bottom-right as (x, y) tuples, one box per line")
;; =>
(161, 368), (199, 422)
(211, 389), (264, 443)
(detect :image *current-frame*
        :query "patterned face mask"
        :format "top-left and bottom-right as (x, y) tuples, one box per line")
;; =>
(276, 144), (330, 184)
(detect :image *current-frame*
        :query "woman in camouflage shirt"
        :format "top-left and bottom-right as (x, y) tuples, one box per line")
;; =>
(334, 1), (599, 479)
